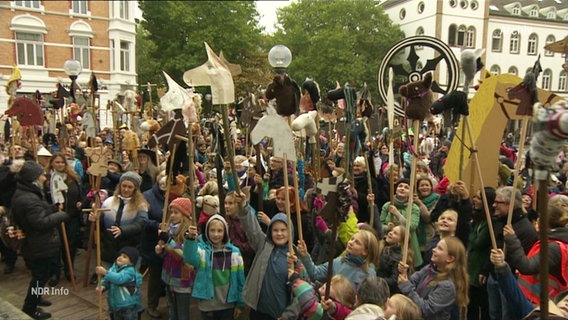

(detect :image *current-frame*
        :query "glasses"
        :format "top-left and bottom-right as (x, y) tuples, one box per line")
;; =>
(493, 200), (508, 205)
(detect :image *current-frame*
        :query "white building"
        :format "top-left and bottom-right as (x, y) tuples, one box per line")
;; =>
(381, 0), (568, 99)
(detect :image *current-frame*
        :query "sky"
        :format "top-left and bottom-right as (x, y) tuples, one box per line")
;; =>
(255, 0), (295, 34)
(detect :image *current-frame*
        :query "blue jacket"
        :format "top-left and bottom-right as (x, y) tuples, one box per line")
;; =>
(141, 183), (165, 264)
(183, 214), (245, 307)
(101, 263), (142, 311)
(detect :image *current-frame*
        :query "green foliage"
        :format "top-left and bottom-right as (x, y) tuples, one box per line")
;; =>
(137, 0), (272, 99)
(272, 0), (403, 103)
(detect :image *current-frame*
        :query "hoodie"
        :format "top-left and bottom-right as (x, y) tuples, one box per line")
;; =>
(183, 214), (245, 311)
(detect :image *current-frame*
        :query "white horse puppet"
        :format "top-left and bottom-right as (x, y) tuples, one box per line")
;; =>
(160, 71), (201, 125)
(291, 110), (318, 144)
(81, 110), (97, 138)
(250, 103), (296, 161)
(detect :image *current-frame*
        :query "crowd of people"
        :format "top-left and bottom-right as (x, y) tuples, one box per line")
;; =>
(1, 120), (568, 320)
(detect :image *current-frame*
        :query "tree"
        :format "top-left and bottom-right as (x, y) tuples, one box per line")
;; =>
(136, 24), (162, 106)
(137, 1), (273, 101)
(272, 0), (403, 103)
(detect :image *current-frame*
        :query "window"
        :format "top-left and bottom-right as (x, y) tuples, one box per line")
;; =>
(490, 65), (500, 75)
(492, 29), (502, 52)
(547, 10), (556, 19)
(460, 0), (468, 9)
(466, 27), (475, 48)
(416, 61), (424, 71)
(418, 2), (425, 14)
(15, 32), (43, 66)
(529, 6), (538, 18)
(449, 0), (457, 8)
(510, 31), (520, 54)
(542, 70), (552, 90)
(457, 25), (466, 46)
(527, 34), (538, 55)
(471, 0), (478, 10)
(72, 0), (87, 15)
(416, 27), (425, 49)
(14, 0), (40, 8)
(508, 66), (518, 76)
(559, 71), (567, 91)
(545, 35), (556, 56)
(73, 37), (90, 69)
(399, 8), (406, 20)
(110, 40), (115, 71)
(120, 41), (130, 72)
(119, 0), (129, 20)
(512, 5), (521, 15)
(448, 24), (457, 46)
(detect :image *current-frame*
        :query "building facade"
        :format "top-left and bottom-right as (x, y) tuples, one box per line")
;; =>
(0, 0), (137, 127)
(381, 0), (568, 99)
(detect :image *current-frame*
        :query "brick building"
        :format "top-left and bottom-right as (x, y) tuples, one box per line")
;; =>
(0, 0), (137, 128)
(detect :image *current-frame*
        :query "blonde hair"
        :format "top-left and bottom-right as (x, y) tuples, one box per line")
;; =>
(113, 180), (149, 213)
(172, 209), (192, 244)
(330, 275), (356, 309)
(378, 226), (413, 272)
(388, 294), (422, 320)
(343, 229), (379, 273)
(431, 237), (469, 308)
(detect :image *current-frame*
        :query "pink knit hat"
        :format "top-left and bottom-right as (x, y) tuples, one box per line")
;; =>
(170, 197), (192, 218)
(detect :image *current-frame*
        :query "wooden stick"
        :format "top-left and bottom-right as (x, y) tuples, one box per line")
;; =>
(292, 161), (303, 242)
(364, 118), (375, 226)
(187, 125), (197, 223)
(536, 174), (550, 319)
(220, 105), (241, 194)
(464, 117), (498, 249)
(94, 178), (103, 320)
(161, 143), (178, 228)
(255, 144), (264, 211)
(60, 221), (77, 290)
(283, 153), (293, 253)
(506, 118), (530, 225)
(402, 120), (420, 265)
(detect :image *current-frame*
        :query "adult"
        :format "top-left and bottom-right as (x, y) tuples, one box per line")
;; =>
(12, 161), (68, 319)
(45, 152), (84, 282)
(467, 187), (495, 320)
(95, 172), (149, 266)
(353, 156), (378, 224)
(486, 186), (538, 320)
(141, 173), (167, 318)
(137, 148), (159, 192)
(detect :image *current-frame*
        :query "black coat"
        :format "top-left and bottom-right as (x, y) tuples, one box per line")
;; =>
(12, 181), (67, 260)
(377, 244), (402, 294)
(431, 193), (472, 247)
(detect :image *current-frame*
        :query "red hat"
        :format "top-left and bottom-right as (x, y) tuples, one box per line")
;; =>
(170, 197), (192, 218)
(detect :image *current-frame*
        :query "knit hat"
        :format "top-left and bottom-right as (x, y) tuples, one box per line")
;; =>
(119, 171), (142, 189)
(17, 161), (45, 183)
(170, 197), (192, 218)
(118, 246), (139, 265)
(442, 139), (452, 149)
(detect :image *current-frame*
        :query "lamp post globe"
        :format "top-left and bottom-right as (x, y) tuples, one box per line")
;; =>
(63, 59), (82, 102)
(268, 45), (292, 74)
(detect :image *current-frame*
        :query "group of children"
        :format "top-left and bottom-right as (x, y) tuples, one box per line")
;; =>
(96, 185), (470, 320)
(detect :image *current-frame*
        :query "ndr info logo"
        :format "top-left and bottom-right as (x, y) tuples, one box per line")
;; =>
(31, 282), (70, 296)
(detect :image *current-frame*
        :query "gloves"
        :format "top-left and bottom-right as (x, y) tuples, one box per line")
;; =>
(315, 216), (329, 233)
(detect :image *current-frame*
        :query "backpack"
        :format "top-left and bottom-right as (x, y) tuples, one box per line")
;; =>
(0, 206), (25, 251)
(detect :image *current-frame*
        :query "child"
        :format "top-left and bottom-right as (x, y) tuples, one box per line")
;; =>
(377, 225), (411, 294)
(236, 189), (308, 319)
(183, 214), (245, 320)
(155, 197), (196, 320)
(298, 229), (379, 289)
(317, 274), (356, 319)
(96, 246), (143, 320)
(384, 294), (422, 320)
(398, 236), (468, 320)
(224, 191), (255, 274)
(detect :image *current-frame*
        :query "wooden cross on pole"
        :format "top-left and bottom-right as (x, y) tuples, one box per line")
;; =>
(144, 82), (158, 119)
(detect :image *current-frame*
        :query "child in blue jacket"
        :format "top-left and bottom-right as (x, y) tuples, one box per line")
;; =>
(96, 246), (143, 320)
(183, 214), (245, 320)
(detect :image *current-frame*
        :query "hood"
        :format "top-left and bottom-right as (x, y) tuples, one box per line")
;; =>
(345, 303), (385, 319)
(204, 214), (229, 245)
(549, 227), (568, 243)
(267, 212), (293, 244)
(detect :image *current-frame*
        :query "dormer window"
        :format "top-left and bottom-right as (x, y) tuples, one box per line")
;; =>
(512, 5), (521, 15)
(529, 6), (538, 17)
(547, 10), (556, 19)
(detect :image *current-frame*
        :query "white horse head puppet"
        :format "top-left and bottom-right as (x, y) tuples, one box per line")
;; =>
(161, 71), (191, 113)
(250, 102), (296, 162)
(183, 42), (238, 105)
(291, 110), (318, 144)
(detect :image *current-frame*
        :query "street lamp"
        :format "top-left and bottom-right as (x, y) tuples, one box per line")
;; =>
(268, 44), (292, 74)
(63, 59), (82, 102)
